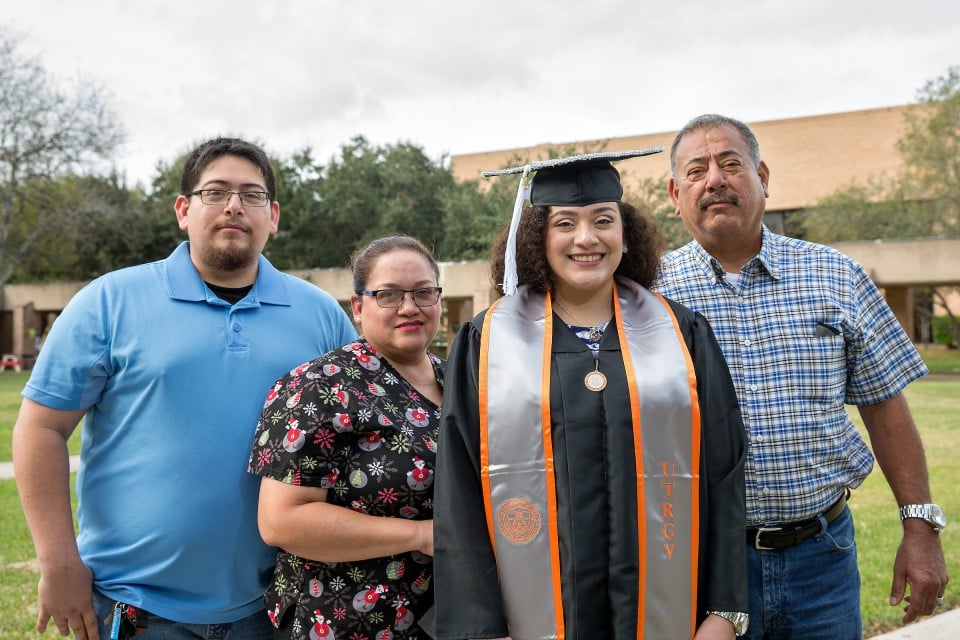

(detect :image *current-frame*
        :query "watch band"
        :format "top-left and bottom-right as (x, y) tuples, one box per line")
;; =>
(706, 610), (749, 635)
(899, 503), (946, 532)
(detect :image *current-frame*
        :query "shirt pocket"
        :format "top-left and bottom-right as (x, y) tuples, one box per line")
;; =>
(786, 332), (847, 407)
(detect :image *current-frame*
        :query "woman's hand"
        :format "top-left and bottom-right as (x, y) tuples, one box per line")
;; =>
(693, 613), (736, 639)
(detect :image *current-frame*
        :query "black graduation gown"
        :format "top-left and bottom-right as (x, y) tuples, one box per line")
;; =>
(433, 297), (747, 640)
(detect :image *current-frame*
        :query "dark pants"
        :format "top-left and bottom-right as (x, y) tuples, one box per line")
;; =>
(92, 589), (273, 640)
(744, 507), (862, 639)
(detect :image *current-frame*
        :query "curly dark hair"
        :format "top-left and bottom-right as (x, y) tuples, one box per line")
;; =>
(490, 201), (664, 295)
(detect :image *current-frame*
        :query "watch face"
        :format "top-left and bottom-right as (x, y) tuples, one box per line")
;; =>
(930, 504), (947, 528)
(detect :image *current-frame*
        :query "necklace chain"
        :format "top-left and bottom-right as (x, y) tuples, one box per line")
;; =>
(553, 299), (605, 329)
(553, 298), (610, 391)
(553, 299), (609, 341)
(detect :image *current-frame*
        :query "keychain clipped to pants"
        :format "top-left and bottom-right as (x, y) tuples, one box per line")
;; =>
(108, 601), (148, 640)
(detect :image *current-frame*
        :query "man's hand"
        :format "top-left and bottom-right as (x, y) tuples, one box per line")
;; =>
(889, 520), (949, 623)
(36, 558), (99, 640)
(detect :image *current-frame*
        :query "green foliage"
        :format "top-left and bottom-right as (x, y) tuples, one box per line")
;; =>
(621, 174), (685, 250)
(439, 176), (515, 260)
(932, 316), (960, 348)
(268, 137), (456, 269)
(802, 181), (942, 243)
(0, 32), (124, 286)
(803, 66), (960, 242)
(898, 66), (960, 206)
(9, 174), (166, 282)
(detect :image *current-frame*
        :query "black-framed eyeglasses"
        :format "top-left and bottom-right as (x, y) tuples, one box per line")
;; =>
(189, 189), (272, 207)
(358, 287), (442, 308)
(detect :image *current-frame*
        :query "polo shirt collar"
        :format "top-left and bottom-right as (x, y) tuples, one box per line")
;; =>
(165, 241), (292, 306)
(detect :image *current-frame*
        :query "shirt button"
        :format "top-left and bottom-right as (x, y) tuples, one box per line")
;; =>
(755, 435), (764, 442)
(742, 339), (752, 346)
(710, 276), (717, 284)
(762, 487), (771, 495)
(750, 384), (758, 392)
(737, 296), (744, 303)
(233, 324), (241, 332)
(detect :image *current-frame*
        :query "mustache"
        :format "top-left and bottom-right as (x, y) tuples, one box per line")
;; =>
(698, 191), (740, 211)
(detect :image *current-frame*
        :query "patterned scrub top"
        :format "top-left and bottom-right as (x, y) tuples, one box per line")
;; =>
(248, 339), (444, 640)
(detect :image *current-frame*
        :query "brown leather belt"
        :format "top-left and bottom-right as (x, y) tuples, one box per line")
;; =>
(747, 491), (849, 551)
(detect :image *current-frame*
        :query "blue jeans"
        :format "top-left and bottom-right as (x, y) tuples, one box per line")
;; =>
(744, 507), (862, 640)
(92, 590), (272, 640)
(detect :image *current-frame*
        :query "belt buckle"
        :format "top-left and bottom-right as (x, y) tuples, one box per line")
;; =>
(754, 526), (784, 550)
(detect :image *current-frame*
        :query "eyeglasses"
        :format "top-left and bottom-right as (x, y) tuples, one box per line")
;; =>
(358, 287), (442, 308)
(189, 189), (272, 207)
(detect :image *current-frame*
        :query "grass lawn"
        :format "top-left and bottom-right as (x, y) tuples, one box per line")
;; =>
(850, 379), (959, 636)
(0, 356), (958, 637)
(917, 345), (960, 375)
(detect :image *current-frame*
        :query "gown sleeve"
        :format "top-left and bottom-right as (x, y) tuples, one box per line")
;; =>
(433, 317), (511, 640)
(668, 299), (749, 615)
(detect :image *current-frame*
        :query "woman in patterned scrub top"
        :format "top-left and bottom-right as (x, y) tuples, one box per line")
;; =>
(249, 236), (444, 640)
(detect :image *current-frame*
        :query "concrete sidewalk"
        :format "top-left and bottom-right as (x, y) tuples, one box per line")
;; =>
(870, 607), (960, 638)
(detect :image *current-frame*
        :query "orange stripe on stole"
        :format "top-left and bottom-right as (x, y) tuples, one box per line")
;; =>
(479, 296), (503, 550)
(479, 282), (697, 639)
(541, 298), (564, 640)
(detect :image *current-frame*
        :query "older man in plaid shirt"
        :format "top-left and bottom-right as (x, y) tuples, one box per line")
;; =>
(655, 113), (948, 639)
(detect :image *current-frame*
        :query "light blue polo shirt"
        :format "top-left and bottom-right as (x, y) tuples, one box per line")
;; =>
(23, 242), (357, 623)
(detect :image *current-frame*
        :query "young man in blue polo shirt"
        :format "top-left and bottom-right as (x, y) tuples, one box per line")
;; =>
(13, 137), (357, 640)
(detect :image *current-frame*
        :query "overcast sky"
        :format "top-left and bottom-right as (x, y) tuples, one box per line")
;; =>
(5, 0), (959, 187)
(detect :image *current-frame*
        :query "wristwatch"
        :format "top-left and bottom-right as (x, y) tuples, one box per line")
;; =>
(899, 503), (947, 532)
(706, 610), (749, 636)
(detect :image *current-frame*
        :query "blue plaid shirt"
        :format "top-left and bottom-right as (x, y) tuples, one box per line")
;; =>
(655, 226), (928, 525)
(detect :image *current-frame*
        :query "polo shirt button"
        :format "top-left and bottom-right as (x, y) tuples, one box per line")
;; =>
(233, 324), (241, 332)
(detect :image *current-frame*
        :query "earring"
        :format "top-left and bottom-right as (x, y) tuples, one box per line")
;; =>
(622, 246), (628, 254)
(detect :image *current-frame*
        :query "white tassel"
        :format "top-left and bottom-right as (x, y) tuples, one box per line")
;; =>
(501, 165), (531, 296)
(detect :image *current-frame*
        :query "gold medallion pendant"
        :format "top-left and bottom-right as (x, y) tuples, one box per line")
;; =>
(584, 363), (607, 392)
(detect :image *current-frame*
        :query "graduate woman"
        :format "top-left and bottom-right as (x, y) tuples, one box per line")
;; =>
(433, 150), (749, 640)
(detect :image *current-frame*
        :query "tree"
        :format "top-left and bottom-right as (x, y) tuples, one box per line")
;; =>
(13, 173), (149, 282)
(439, 174), (515, 261)
(270, 137), (455, 269)
(266, 147), (325, 269)
(898, 65), (960, 224)
(621, 175), (683, 250)
(802, 66), (960, 345)
(0, 33), (124, 286)
(803, 66), (960, 243)
(802, 180), (939, 242)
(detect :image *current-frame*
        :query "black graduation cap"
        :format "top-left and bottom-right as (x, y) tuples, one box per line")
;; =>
(482, 148), (663, 206)
(482, 148), (664, 294)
